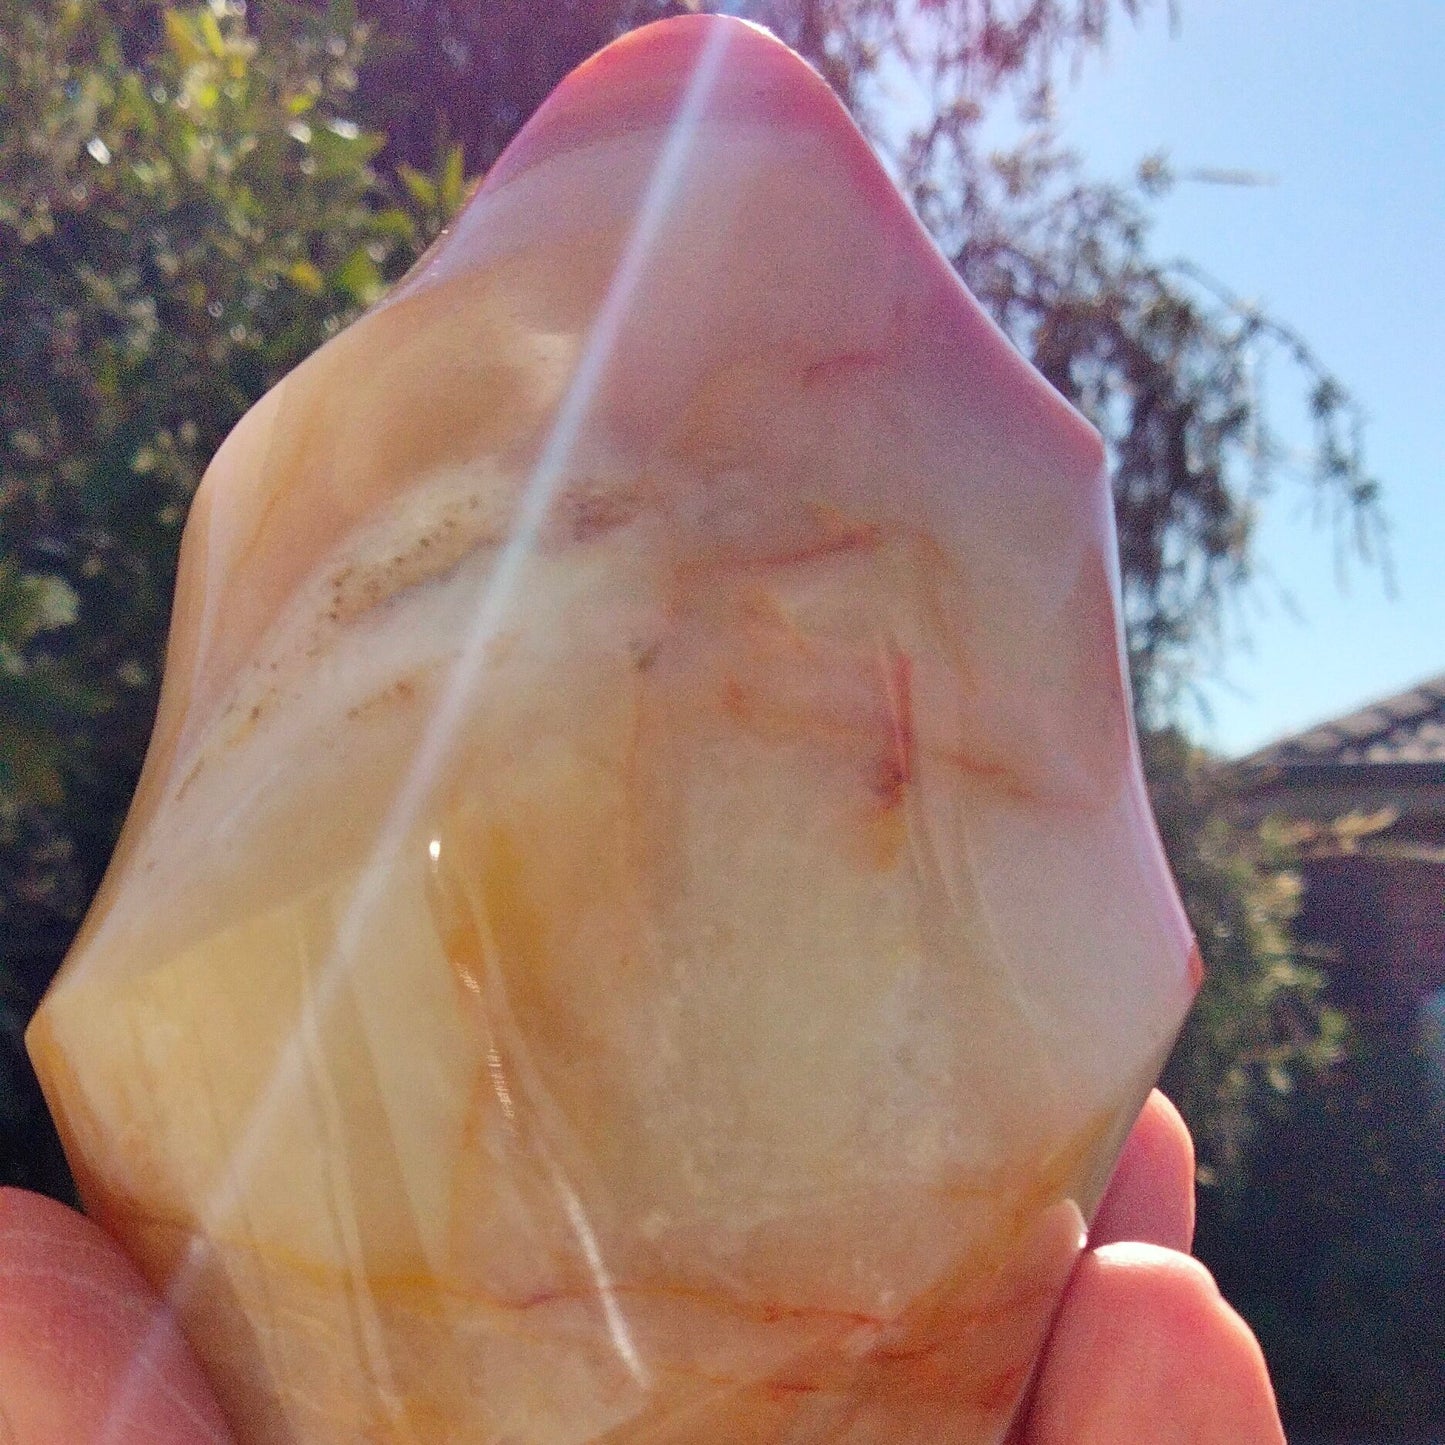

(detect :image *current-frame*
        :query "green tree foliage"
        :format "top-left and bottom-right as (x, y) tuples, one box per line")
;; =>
(1145, 728), (1347, 1188)
(260, 0), (692, 176)
(1199, 1010), (1445, 1431)
(0, 0), (426, 1186)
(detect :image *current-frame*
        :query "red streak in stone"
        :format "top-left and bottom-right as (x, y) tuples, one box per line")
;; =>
(721, 675), (751, 723)
(801, 350), (886, 388)
(503, 1278), (881, 1334)
(679, 518), (881, 581)
(884, 648), (915, 789)
(750, 521), (882, 569)
(765, 1377), (823, 1399)
(973, 1362), (1030, 1410)
(934, 747), (1045, 805)
(873, 647), (915, 810)
(1187, 939), (1205, 989)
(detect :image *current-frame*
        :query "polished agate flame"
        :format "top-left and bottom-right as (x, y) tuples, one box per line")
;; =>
(28, 16), (1198, 1445)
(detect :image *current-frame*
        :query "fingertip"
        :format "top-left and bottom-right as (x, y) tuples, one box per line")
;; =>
(1090, 1088), (1195, 1251)
(0, 1188), (232, 1444)
(1023, 1242), (1285, 1445)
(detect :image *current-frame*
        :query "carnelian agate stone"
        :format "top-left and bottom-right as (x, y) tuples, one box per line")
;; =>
(28, 16), (1198, 1445)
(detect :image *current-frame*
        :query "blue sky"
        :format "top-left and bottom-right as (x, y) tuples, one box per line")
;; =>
(1049, 0), (1444, 756)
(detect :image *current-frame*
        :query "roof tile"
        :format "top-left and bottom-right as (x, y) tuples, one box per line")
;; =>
(1242, 672), (1445, 768)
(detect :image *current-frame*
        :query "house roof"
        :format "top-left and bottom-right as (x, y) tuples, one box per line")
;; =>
(1239, 672), (1445, 769)
(1230, 671), (1445, 841)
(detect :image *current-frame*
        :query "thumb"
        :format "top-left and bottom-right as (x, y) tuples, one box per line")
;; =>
(1019, 1241), (1286, 1445)
(0, 1187), (232, 1444)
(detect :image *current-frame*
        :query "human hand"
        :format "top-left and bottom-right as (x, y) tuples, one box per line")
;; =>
(0, 1090), (1283, 1443)
(1016, 1089), (1285, 1443)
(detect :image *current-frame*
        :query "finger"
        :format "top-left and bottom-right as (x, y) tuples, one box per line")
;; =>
(0, 1187), (233, 1444)
(1019, 1241), (1285, 1445)
(1089, 1088), (1195, 1251)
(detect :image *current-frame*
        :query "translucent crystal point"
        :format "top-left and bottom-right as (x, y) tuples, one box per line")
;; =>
(28, 16), (1198, 1444)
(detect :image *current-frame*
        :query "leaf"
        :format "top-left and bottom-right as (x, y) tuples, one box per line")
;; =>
(0, 568), (79, 648)
(0, 723), (65, 809)
(371, 207), (419, 242)
(163, 10), (204, 68)
(397, 164), (436, 209)
(287, 258), (324, 293)
(23, 576), (79, 635)
(439, 144), (465, 213)
(334, 245), (382, 303)
(198, 8), (227, 59)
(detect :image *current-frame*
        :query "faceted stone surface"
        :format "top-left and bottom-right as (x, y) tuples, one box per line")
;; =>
(28, 16), (1198, 1444)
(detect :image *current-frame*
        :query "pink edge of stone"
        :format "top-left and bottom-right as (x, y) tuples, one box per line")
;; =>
(395, 15), (1107, 483)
